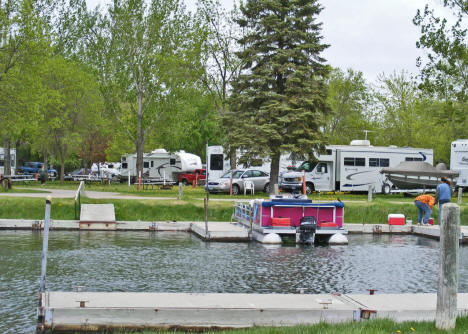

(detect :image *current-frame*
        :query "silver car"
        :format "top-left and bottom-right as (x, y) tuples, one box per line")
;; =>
(207, 169), (270, 194)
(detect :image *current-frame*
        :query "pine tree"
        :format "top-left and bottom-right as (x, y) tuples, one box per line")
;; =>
(226, 0), (330, 193)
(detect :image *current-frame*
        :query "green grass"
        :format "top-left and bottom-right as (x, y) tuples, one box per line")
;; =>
(108, 316), (468, 334)
(2, 182), (468, 224)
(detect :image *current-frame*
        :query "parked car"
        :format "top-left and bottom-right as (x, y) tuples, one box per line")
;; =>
(18, 162), (58, 178)
(207, 169), (270, 194)
(178, 168), (206, 185)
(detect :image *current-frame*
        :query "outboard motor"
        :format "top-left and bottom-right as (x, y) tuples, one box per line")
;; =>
(297, 216), (317, 245)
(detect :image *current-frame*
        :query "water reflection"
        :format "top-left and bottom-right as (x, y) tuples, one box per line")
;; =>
(1, 231), (467, 334)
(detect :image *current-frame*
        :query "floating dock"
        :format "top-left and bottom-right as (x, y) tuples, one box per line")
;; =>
(2, 219), (467, 242)
(37, 291), (468, 332)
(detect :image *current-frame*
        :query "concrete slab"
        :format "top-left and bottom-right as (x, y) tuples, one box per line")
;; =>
(190, 221), (249, 241)
(39, 292), (358, 331)
(80, 204), (115, 222)
(348, 293), (468, 322)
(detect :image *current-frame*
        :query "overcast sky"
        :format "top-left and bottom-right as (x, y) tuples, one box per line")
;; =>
(86, 0), (448, 83)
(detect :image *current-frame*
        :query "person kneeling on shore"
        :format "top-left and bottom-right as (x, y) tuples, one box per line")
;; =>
(414, 194), (435, 225)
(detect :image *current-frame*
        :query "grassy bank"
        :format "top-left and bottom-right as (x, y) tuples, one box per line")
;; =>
(0, 195), (467, 225)
(114, 316), (468, 334)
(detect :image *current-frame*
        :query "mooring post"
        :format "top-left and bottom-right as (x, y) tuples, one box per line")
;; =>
(458, 187), (463, 204)
(367, 185), (373, 202)
(39, 196), (52, 293)
(178, 182), (183, 200)
(436, 203), (460, 330)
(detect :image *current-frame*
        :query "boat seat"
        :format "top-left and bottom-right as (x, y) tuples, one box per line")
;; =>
(244, 180), (254, 195)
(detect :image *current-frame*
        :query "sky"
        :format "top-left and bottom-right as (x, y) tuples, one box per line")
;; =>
(86, 0), (449, 83)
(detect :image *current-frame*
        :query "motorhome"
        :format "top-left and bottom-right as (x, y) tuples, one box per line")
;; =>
(0, 147), (16, 176)
(206, 145), (297, 181)
(280, 140), (434, 193)
(450, 139), (468, 188)
(120, 149), (202, 182)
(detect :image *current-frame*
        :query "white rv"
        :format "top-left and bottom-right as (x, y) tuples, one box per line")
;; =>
(450, 139), (468, 188)
(206, 145), (297, 181)
(120, 149), (202, 182)
(0, 147), (16, 176)
(280, 140), (434, 193)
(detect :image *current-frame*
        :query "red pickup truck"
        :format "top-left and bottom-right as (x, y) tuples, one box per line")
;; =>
(178, 169), (206, 185)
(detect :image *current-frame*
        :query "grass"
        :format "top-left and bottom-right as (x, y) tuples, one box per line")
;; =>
(1, 182), (468, 224)
(107, 316), (468, 334)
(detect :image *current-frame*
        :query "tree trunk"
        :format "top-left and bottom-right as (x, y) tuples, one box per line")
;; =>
(136, 105), (144, 180)
(3, 137), (11, 176)
(229, 145), (236, 170)
(60, 157), (65, 183)
(269, 150), (280, 194)
(14, 139), (20, 174)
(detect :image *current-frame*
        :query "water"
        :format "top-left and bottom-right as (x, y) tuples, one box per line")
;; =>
(2, 231), (468, 334)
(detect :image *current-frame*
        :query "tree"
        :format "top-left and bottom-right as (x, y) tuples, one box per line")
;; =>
(227, 0), (330, 192)
(0, 0), (49, 175)
(86, 0), (206, 179)
(413, 1), (468, 142)
(34, 57), (103, 181)
(199, 0), (243, 167)
(324, 68), (371, 144)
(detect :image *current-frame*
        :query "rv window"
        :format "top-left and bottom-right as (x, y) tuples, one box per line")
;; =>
(0, 161), (3, 167)
(11, 155), (15, 167)
(344, 157), (365, 166)
(326, 149), (332, 155)
(122, 163), (128, 169)
(210, 154), (224, 171)
(170, 159), (176, 165)
(143, 162), (149, 168)
(317, 163), (328, 173)
(298, 161), (316, 172)
(405, 157), (423, 161)
(369, 158), (390, 167)
(151, 161), (154, 167)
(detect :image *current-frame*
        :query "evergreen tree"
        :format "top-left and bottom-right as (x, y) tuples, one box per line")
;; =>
(226, 0), (330, 192)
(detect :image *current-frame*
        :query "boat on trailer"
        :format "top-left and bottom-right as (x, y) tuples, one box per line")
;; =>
(234, 195), (348, 245)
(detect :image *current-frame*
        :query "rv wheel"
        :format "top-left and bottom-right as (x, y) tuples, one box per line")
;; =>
(306, 182), (314, 195)
(182, 179), (189, 186)
(382, 183), (391, 195)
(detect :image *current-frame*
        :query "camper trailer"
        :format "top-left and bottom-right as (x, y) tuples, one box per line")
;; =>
(120, 149), (202, 183)
(0, 147), (16, 176)
(280, 140), (434, 193)
(206, 145), (297, 181)
(450, 139), (468, 188)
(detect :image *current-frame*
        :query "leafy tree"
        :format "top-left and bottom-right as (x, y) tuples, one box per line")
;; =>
(324, 68), (372, 144)
(34, 57), (103, 181)
(87, 0), (206, 177)
(413, 1), (467, 142)
(227, 0), (330, 192)
(0, 0), (49, 175)
(199, 0), (243, 167)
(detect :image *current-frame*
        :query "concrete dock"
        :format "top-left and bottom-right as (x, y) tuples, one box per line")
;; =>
(37, 291), (468, 332)
(2, 219), (468, 243)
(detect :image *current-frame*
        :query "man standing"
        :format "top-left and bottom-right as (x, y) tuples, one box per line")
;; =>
(435, 177), (452, 226)
(414, 194), (435, 225)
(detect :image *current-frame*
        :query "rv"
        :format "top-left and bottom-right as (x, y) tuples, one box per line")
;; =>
(0, 147), (16, 176)
(206, 145), (297, 181)
(450, 139), (468, 188)
(279, 140), (434, 193)
(120, 149), (202, 183)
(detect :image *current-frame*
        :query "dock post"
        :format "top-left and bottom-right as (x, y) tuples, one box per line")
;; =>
(458, 187), (463, 204)
(178, 182), (183, 200)
(367, 185), (373, 202)
(37, 196), (52, 331)
(436, 203), (460, 330)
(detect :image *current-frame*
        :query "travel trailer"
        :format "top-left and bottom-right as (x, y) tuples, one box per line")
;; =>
(206, 145), (297, 181)
(450, 139), (468, 188)
(0, 147), (16, 176)
(279, 140), (434, 193)
(120, 149), (202, 182)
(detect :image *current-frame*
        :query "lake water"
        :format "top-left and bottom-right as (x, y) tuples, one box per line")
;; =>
(2, 230), (468, 334)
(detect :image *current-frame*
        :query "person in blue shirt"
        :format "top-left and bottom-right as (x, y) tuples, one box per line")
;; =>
(435, 177), (452, 226)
